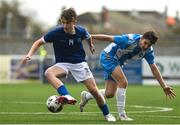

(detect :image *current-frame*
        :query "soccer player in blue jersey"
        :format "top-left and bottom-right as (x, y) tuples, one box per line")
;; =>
(80, 31), (176, 121)
(21, 8), (116, 121)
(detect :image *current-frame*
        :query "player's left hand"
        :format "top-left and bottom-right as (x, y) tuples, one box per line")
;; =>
(163, 86), (176, 99)
(89, 44), (95, 54)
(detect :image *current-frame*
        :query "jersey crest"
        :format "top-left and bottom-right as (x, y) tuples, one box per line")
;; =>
(69, 39), (74, 46)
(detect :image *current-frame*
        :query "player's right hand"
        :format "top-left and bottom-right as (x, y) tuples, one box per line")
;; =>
(163, 86), (176, 99)
(89, 44), (95, 54)
(20, 55), (31, 65)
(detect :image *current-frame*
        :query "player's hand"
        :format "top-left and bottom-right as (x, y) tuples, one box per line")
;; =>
(20, 55), (31, 65)
(89, 44), (95, 54)
(163, 86), (176, 99)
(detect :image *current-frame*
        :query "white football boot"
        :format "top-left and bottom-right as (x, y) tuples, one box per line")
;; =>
(58, 95), (77, 105)
(104, 114), (116, 122)
(118, 113), (133, 121)
(79, 91), (89, 112)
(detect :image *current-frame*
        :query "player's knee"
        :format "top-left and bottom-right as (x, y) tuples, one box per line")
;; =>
(105, 92), (115, 98)
(122, 80), (128, 88)
(44, 68), (52, 78)
(89, 89), (99, 97)
(117, 79), (128, 88)
(89, 90), (97, 96)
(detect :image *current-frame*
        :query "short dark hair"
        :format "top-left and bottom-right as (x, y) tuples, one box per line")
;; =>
(143, 31), (158, 44)
(60, 7), (77, 23)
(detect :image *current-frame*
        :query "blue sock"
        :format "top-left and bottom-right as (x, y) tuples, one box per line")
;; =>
(57, 85), (69, 96)
(99, 104), (109, 116)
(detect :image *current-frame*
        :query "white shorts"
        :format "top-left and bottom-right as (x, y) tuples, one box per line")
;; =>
(54, 62), (93, 82)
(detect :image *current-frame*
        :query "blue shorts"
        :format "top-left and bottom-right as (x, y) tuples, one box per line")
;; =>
(100, 51), (119, 80)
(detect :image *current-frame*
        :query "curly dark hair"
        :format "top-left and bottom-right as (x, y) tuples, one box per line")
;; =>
(143, 31), (158, 44)
(60, 7), (77, 23)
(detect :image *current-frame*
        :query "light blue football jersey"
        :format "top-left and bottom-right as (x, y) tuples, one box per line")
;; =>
(103, 34), (155, 66)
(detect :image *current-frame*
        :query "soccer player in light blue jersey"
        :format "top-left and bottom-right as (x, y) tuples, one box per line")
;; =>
(21, 8), (116, 122)
(80, 31), (176, 121)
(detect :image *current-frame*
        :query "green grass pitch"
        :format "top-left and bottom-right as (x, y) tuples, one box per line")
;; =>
(0, 82), (179, 124)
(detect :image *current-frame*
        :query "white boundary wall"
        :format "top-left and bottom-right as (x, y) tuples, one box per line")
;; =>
(1, 55), (180, 85)
(0, 55), (42, 83)
(142, 56), (180, 85)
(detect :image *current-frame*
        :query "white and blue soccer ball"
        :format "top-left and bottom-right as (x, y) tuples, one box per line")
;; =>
(46, 95), (63, 113)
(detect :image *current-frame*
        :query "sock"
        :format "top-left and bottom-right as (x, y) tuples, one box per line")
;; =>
(99, 103), (109, 116)
(57, 85), (69, 96)
(116, 88), (126, 116)
(85, 89), (106, 100)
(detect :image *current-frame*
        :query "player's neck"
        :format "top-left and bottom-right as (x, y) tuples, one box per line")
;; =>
(64, 28), (75, 34)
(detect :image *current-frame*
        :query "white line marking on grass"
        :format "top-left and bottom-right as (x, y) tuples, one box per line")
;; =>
(84, 104), (173, 114)
(0, 101), (174, 116)
(131, 114), (180, 119)
(0, 112), (98, 116)
(127, 105), (173, 113)
(0, 101), (43, 104)
(0, 112), (180, 119)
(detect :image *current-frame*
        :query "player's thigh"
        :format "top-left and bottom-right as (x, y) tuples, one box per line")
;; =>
(111, 65), (128, 87)
(105, 80), (117, 97)
(45, 64), (67, 77)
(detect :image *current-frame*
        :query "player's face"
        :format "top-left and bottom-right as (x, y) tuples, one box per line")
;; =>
(61, 18), (75, 34)
(139, 38), (152, 51)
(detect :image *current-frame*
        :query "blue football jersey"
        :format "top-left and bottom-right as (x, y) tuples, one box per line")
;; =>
(103, 34), (155, 66)
(42, 25), (90, 63)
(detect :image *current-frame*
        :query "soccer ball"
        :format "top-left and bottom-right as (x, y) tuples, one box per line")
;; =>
(46, 95), (63, 113)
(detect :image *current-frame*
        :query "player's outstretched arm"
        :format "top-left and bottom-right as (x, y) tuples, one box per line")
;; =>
(91, 34), (114, 42)
(21, 38), (44, 65)
(149, 64), (176, 99)
(86, 37), (95, 54)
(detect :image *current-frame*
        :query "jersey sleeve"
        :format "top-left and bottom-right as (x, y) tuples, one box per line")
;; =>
(82, 28), (90, 40)
(113, 34), (132, 49)
(113, 35), (127, 44)
(43, 29), (57, 43)
(144, 47), (155, 64)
